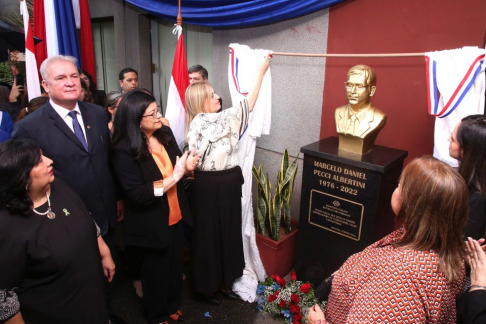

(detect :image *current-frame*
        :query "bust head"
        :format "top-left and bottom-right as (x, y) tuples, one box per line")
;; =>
(335, 64), (386, 154)
(345, 65), (376, 110)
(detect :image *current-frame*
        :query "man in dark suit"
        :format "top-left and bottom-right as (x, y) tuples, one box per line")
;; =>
(12, 55), (122, 323)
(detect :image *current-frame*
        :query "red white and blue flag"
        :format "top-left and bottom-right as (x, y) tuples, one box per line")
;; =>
(32, 0), (96, 80)
(20, 0), (41, 100)
(165, 25), (190, 148)
(425, 50), (485, 118)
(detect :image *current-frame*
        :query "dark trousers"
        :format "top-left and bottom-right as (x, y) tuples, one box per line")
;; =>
(127, 221), (183, 323)
(191, 166), (245, 294)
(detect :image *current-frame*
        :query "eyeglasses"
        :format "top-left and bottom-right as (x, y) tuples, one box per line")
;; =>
(142, 107), (162, 119)
(344, 82), (371, 91)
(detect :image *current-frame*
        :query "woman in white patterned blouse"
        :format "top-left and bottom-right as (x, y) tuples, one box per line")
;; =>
(185, 52), (270, 304)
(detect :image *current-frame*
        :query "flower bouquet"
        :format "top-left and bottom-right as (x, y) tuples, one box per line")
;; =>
(256, 271), (324, 324)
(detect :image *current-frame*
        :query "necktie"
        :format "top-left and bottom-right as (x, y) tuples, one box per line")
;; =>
(347, 114), (357, 135)
(68, 111), (89, 152)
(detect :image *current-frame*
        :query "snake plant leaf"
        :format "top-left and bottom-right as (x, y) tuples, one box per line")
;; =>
(260, 170), (270, 205)
(265, 171), (271, 201)
(273, 192), (282, 241)
(252, 165), (260, 180)
(281, 156), (299, 189)
(283, 198), (291, 234)
(268, 193), (275, 239)
(280, 150), (289, 182)
(257, 194), (267, 236)
(253, 164), (268, 236)
(289, 166), (298, 198)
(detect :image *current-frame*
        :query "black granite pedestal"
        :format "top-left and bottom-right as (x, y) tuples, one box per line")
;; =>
(295, 136), (407, 285)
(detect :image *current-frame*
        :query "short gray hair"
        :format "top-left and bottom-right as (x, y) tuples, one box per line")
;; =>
(104, 91), (124, 109)
(40, 55), (78, 81)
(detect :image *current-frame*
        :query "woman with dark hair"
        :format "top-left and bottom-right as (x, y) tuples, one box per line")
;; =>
(0, 139), (114, 323)
(79, 68), (106, 106)
(79, 78), (95, 104)
(112, 90), (198, 324)
(449, 114), (486, 240)
(307, 156), (468, 323)
(103, 91), (124, 133)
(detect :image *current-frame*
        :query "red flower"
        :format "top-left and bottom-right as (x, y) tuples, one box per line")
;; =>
(299, 283), (311, 294)
(292, 312), (303, 323)
(289, 303), (301, 314)
(279, 299), (287, 308)
(291, 271), (297, 281)
(277, 277), (286, 287)
(290, 294), (300, 304)
(275, 291), (279, 297)
(268, 293), (278, 303)
(271, 274), (278, 281)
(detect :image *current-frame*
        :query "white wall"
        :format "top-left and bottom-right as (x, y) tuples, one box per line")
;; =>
(212, 9), (330, 221)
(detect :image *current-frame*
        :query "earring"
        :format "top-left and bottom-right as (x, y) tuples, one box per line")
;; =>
(25, 185), (29, 191)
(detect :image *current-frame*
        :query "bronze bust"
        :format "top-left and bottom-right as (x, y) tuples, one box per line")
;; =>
(335, 65), (387, 155)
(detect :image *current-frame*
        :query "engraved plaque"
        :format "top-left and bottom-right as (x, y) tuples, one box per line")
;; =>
(308, 190), (364, 241)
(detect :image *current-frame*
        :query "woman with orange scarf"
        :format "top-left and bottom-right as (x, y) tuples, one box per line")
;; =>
(112, 90), (199, 324)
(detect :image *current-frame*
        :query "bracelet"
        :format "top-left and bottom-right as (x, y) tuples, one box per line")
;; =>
(314, 320), (325, 324)
(469, 285), (486, 291)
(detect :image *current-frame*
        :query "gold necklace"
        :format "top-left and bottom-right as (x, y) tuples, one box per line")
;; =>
(32, 192), (56, 219)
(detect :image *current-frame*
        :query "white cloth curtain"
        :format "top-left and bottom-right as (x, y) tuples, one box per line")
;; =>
(228, 43), (272, 302)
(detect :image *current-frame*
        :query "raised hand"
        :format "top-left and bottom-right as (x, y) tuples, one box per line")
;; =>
(467, 237), (486, 288)
(9, 78), (24, 102)
(173, 151), (188, 182)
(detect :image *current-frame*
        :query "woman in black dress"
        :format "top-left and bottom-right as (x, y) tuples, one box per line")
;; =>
(449, 114), (486, 240)
(0, 139), (114, 323)
(79, 68), (106, 107)
(112, 90), (198, 324)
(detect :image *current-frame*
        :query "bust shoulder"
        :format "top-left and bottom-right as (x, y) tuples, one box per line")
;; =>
(370, 104), (386, 120)
(335, 104), (349, 117)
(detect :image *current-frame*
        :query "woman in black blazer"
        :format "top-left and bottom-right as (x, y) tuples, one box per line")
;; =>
(112, 90), (199, 324)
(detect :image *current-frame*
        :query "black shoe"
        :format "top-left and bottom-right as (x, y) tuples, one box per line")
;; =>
(108, 315), (126, 324)
(203, 294), (221, 305)
(221, 290), (239, 300)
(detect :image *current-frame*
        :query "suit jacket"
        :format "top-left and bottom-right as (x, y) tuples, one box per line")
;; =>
(335, 104), (387, 138)
(112, 129), (192, 249)
(12, 101), (117, 235)
(93, 90), (107, 107)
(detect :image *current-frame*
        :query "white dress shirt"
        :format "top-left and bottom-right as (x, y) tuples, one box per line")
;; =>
(50, 100), (88, 145)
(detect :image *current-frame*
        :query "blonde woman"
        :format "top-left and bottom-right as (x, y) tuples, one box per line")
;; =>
(185, 53), (270, 304)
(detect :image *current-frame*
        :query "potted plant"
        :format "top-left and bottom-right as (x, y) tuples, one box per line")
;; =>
(253, 149), (299, 277)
